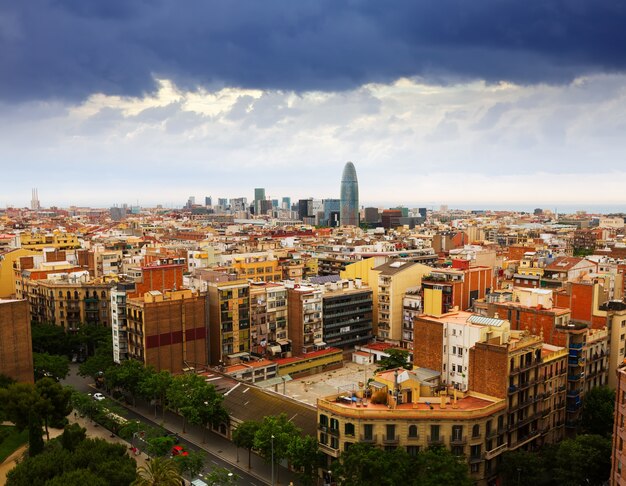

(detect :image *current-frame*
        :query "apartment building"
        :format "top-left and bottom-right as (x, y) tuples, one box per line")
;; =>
(207, 280), (250, 365)
(111, 281), (136, 363)
(231, 255), (282, 283)
(287, 286), (324, 355)
(317, 367), (507, 485)
(373, 260), (431, 343)
(126, 289), (208, 373)
(611, 364), (626, 486)
(321, 285), (373, 350)
(401, 289), (421, 350)
(249, 282), (290, 357)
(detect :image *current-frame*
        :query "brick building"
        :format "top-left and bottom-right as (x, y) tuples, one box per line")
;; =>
(126, 289), (208, 374)
(288, 286), (324, 355)
(0, 299), (33, 383)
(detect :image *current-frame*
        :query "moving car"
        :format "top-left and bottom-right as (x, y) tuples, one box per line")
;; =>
(93, 392), (105, 401)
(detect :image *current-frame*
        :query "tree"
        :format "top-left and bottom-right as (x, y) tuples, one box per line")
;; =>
(139, 368), (172, 419)
(414, 446), (472, 486)
(61, 423), (87, 452)
(376, 349), (412, 371)
(132, 457), (181, 486)
(146, 435), (176, 457)
(0, 382), (46, 430)
(76, 324), (111, 357)
(35, 378), (72, 438)
(45, 470), (108, 486)
(173, 449), (205, 479)
(33, 352), (70, 381)
(581, 386), (615, 437)
(331, 443), (412, 486)
(498, 449), (549, 486)
(232, 420), (260, 468)
(254, 413), (301, 483)
(79, 339), (115, 380)
(288, 435), (323, 486)
(0, 373), (15, 388)
(71, 390), (105, 423)
(7, 434), (136, 486)
(166, 373), (227, 436)
(31, 323), (72, 356)
(552, 434), (612, 486)
(27, 411), (44, 457)
(106, 359), (148, 406)
(203, 466), (238, 485)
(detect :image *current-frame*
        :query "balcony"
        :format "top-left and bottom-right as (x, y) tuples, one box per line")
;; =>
(484, 443), (507, 460)
(450, 435), (467, 446)
(427, 435), (444, 446)
(360, 434), (376, 443)
(318, 442), (340, 458)
(383, 435), (399, 444)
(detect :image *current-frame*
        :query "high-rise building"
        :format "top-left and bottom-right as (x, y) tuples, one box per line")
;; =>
(254, 188), (266, 214)
(340, 162), (359, 226)
(205, 196), (212, 206)
(281, 197), (291, 210)
(31, 188), (40, 211)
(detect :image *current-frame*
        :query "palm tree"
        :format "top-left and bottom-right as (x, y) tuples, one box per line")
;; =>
(131, 457), (182, 486)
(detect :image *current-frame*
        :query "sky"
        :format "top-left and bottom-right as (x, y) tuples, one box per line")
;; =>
(2, 1), (626, 210)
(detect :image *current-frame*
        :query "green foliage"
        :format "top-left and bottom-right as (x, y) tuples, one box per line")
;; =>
(27, 412), (44, 457)
(332, 443), (472, 486)
(35, 378), (72, 435)
(0, 382), (46, 430)
(203, 466), (238, 485)
(71, 390), (105, 421)
(79, 339), (115, 379)
(498, 449), (549, 485)
(253, 413), (301, 480)
(0, 373), (16, 389)
(376, 349), (412, 372)
(232, 420), (259, 468)
(131, 457), (181, 486)
(552, 434), (611, 486)
(61, 423), (87, 452)
(76, 324), (111, 356)
(139, 369), (172, 417)
(288, 435), (323, 486)
(33, 352), (70, 381)
(173, 449), (205, 478)
(45, 469), (109, 486)
(581, 386), (615, 437)
(31, 323), (74, 356)
(0, 426), (29, 463)
(146, 435), (176, 457)
(105, 360), (148, 405)
(166, 373), (227, 435)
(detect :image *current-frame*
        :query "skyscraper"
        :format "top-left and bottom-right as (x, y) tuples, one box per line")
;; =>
(340, 162), (359, 226)
(31, 188), (40, 211)
(254, 188), (265, 214)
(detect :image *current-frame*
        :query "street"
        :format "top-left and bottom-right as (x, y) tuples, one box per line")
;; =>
(62, 365), (278, 486)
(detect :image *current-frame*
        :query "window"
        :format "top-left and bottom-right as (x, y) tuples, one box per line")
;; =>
(452, 425), (463, 441)
(470, 444), (481, 459)
(452, 346), (457, 354)
(330, 418), (339, 432)
(319, 414), (328, 428)
(319, 432), (328, 445)
(472, 424), (480, 438)
(452, 445), (464, 456)
(345, 423), (355, 436)
(470, 463), (480, 474)
(386, 424), (396, 441)
(406, 445), (420, 457)
(330, 437), (339, 449)
(408, 425), (418, 438)
(458, 348), (463, 357)
(364, 424), (373, 440)
(430, 425), (440, 441)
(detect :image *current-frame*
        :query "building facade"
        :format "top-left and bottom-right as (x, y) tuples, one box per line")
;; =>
(339, 162), (359, 227)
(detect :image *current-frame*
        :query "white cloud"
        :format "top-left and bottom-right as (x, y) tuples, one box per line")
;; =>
(2, 74), (626, 209)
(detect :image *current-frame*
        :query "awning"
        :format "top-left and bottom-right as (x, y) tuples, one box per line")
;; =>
(315, 341), (326, 346)
(277, 339), (291, 345)
(269, 345), (282, 354)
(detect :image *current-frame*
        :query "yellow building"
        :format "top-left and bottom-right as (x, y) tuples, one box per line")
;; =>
(371, 261), (432, 343)
(317, 367), (507, 485)
(18, 231), (80, 250)
(231, 255), (282, 283)
(340, 257), (380, 285)
(207, 280), (250, 365)
(0, 248), (39, 298)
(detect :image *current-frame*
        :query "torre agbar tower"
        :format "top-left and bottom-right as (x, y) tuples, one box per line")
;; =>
(340, 161), (359, 226)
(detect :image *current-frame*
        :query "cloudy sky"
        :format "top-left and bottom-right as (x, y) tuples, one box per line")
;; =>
(2, 0), (626, 210)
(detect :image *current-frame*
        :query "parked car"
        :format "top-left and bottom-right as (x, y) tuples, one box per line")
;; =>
(171, 445), (189, 457)
(93, 392), (105, 401)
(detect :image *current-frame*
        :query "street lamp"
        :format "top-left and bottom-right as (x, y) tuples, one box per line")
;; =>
(271, 434), (275, 486)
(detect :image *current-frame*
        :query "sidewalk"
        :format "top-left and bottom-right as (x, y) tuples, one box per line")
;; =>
(107, 391), (300, 485)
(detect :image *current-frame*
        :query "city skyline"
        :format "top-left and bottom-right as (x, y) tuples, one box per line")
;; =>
(2, 2), (626, 209)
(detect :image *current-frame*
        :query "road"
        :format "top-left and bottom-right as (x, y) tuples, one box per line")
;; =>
(63, 366), (271, 486)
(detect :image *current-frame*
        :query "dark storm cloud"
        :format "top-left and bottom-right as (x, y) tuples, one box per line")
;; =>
(1, 0), (626, 102)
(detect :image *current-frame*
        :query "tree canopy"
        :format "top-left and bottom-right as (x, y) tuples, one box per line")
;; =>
(581, 386), (615, 437)
(376, 349), (412, 372)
